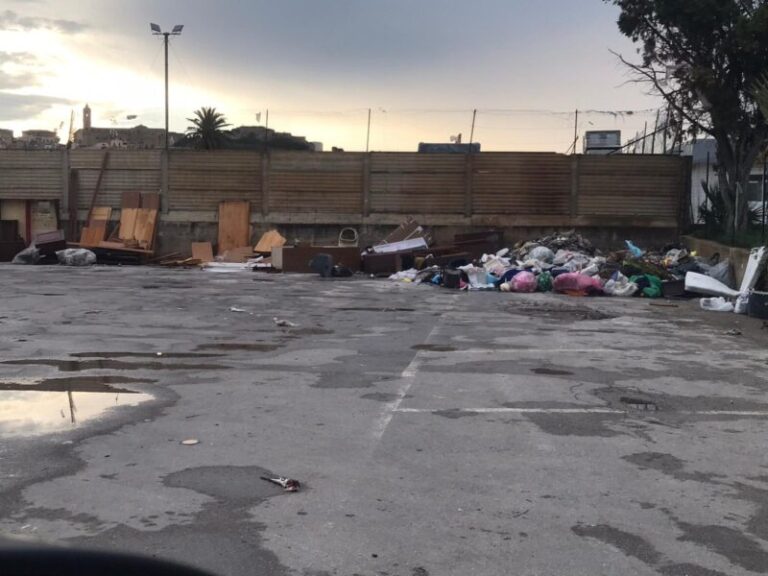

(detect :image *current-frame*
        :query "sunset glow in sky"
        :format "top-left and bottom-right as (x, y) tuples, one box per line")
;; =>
(0, 0), (662, 151)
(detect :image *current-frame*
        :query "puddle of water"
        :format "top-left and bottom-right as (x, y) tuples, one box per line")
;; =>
(532, 367), (574, 376)
(336, 307), (415, 313)
(70, 352), (224, 359)
(620, 396), (659, 411)
(508, 304), (614, 321)
(0, 375), (154, 393)
(2, 359), (228, 371)
(197, 343), (282, 352)
(0, 379), (152, 437)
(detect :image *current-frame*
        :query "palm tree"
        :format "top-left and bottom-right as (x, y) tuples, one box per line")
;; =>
(186, 107), (231, 149)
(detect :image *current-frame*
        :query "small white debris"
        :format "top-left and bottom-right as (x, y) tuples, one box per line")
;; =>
(181, 439), (200, 446)
(273, 317), (297, 327)
(229, 307), (247, 313)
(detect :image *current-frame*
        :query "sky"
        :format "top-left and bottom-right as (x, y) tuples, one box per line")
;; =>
(0, 0), (663, 152)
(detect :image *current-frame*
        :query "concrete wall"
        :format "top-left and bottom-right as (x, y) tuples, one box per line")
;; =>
(1, 149), (690, 255)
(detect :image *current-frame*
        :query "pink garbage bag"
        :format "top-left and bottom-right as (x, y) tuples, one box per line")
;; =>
(552, 272), (603, 295)
(510, 271), (537, 293)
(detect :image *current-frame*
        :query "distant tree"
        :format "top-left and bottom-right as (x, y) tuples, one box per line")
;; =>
(186, 107), (231, 150)
(605, 0), (768, 233)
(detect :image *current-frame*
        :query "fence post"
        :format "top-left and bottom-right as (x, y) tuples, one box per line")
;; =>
(60, 149), (69, 224)
(161, 149), (170, 213)
(68, 168), (79, 241)
(680, 156), (693, 235)
(570, 155), (580, 223)
(464, 153), (474, 218)
(261, 152), (270, 216)
(362, 153), (371, 217)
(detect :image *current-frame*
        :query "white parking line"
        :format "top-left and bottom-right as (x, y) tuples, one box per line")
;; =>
(371, 330), (434, 440)
(393, 407), (768, 416)
(395, 407), (623, 414)
(372, 295), (461, 441)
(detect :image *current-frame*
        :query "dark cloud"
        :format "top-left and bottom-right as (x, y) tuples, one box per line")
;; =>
(0, 91), (71, 121)
(0, 9), (87, 34)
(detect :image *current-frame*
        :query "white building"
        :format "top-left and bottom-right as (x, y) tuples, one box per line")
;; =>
(684, 138), (765, 223)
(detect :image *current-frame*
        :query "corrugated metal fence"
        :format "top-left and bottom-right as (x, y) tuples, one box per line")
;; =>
(0, 149), (689, 228)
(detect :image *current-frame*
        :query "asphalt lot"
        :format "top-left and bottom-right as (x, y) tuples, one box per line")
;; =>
(1, 265), (768, 576)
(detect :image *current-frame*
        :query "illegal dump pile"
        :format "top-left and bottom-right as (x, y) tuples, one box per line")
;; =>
(387, 228), (768, 316)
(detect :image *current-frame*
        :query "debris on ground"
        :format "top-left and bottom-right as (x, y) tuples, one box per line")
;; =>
(11, 245), (41, 265)
(191, 242), (214, 263)
(69, 192), (160, 261)
(376, 227), (768, 317)
(723, 328), (743, 336)
(700, 297), (735, 312)
(254, 229), (286, 254)
(56, 248), (96, 266)
(273, 317), (298, 327)
(9, 204), (768, 322)
(260, 476), (301, 492)
(180, 439), (200, 446)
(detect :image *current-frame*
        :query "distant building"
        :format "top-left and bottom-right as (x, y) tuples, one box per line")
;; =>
(418, 142), (480, 153)
(174, 124), (316, 151)
(583, 130), (622, 155)
(0, 129), (13, 148)
(17, 130), (59, 149)
(73, 104), (177, 149)
(683, 138), (767, 223)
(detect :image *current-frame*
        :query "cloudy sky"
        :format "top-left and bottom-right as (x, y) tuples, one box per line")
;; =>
(0, 0), (662, 151)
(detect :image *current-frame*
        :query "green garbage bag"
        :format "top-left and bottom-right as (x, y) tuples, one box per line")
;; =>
(629, 274), (662, 298)
(537, 271), (553, 292)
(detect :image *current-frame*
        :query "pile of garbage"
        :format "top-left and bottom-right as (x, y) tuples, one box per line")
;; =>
(388, 229), (768, 314)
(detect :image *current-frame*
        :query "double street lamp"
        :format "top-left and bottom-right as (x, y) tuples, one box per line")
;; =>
(150, 23), (183, 151)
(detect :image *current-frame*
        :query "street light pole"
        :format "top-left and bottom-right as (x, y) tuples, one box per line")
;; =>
(151, 23), (183, 152)
(164, 32), (169, 151)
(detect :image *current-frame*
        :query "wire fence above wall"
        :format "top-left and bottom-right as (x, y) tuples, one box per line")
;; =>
(222, 107), (666, 154)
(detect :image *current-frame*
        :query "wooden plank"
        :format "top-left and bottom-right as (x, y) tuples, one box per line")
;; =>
(86, 151), (110, 221)
(80, 222), (107, 246)
(191, 241), (214, 262)
(219, 246), (253, 263)
(142, 192), (160, 210)
(119, 208), (138, 240)
(133, 208), (158, 250)
(254, 229), (286, 253)
(98, 241), (129, 249)
(68, 169), (78, 241)
(90, 206), (112, 223)
(217, 200), (250, 255)
(121, 191), (141, 209)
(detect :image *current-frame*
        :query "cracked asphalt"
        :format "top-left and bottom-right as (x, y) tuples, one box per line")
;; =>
(1, 265), (768, 576)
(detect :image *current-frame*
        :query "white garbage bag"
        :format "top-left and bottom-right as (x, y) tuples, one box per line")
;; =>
(604, 272), (638, 297)
(56, 248), (96, 266)
(700, 297), (735, 312)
